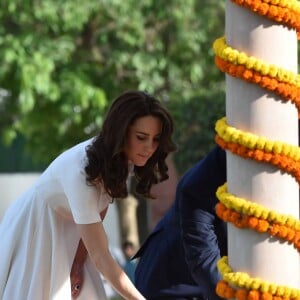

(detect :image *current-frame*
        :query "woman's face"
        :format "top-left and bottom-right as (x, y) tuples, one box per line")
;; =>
(124, 115), (162, 166)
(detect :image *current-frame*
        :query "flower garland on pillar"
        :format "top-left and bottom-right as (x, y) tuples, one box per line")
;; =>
(213, 0), (300, 299)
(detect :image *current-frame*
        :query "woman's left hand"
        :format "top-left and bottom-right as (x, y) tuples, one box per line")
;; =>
(70, 208), (108, 298)
(70, 261), (84, 299)
(70, 239), (87, 299)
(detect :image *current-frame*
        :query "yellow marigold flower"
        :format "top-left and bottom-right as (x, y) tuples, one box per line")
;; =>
(290, 289), (299, 298)
(254, 60), (263, 72)
(289, 145), (298, 158)
(240, 134), (251, 147)
(252, 278), (262, 290)
(295, 223), (300, 231)
(277, 214), (287, 224)
(254, 207), (264, 218)
(281, 71), (292, 82)
(265, 141), (274, 152)
(277, 286), (286, 297)
(281, 144), (291, 156)
(237, 52), (248, 65)
(261, 210), (269, 220)
(269, 65), (278, 77)
(294, 149), (300, 161)
(269, 283), (277, 294)
(260, 64), (270, 76)
(232, 132), (241, 143)
(285, 217), (295, 228)
(222, 47), (232, 59)
(282, 287), (291, 297)
(268, 211), (278, 222)
(273, 143), (282, 154)
(290, 146), (300, 160)
(292, 146), (300, 160)
(261, 282), (270, 293)
(245, 56), (257, 69)
(227, 50), (238, 63)
(247, 136), (258, 149)
(256, 138), (266, 150)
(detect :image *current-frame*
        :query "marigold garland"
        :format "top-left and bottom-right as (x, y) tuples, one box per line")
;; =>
(213, 0), (300, 298)
(215, 184), (300, 250)
(216, 202), (300, 250)
(217, 257), (300, 299)
(215, 134), (300, 185)
(213, 37), (300, 86)
(230, 0), (300, 38)
(216, 280), (300, 300)
(214, 56), (300, 114)
(215, 117), (300, 161)
(216, 183), (300, 229)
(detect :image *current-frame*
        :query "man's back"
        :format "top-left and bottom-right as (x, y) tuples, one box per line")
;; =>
(134, 146), (227, 299)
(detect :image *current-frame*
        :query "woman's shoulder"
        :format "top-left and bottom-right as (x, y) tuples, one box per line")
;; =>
(60, 138), (94, 160)
(47, 138), (95, 174)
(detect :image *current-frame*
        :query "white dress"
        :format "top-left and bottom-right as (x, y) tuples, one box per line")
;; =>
(0, 139), (111, 300)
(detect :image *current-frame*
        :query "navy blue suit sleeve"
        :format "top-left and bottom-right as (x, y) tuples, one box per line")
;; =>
(178, 146), (227, 300)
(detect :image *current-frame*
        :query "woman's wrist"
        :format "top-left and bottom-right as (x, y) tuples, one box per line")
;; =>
(73, 239), (88, 265)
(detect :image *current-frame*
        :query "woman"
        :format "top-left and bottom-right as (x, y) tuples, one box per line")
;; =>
(0, 90), (176, 300)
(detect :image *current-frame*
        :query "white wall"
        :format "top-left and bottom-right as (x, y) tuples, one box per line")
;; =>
(0, 173), (121, 248)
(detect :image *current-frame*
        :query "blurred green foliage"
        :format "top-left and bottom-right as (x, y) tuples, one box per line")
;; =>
(0, 0), (225, 174)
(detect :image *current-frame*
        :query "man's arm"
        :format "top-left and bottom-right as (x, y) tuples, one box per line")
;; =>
(180, 199), (223, 300)
(178, 146), (227, 300)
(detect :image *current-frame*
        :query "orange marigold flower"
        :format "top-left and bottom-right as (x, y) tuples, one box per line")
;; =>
(229, 65), (237, 75)
(294, 231), (300, 243)
(237, 65), (246, 76)
(216, 280), (227, 298)
(269, 224), (280, 236)
(229, 210), (241, 224)
(240, 216), (250, 228)
(248, 217), (259, 229)
(243, 69), (253, 80)
(257, 3), (269, 15)
(236, 289), (248, 300)
(223, 209), (232, 222)
(225, 284), (236, 299)
(268, 6), (279, 20)
(248, 290), (260, 300)
(261, 292), (272, 300)
(216, 202), (225, 216)
(285, 228), (295, 242)
(257, 220), (269, 232)
(253, 73), (262, 84)
(236, 217), (247, 229)
(264, 153), (273, 162)
(277, 225), (288, 238)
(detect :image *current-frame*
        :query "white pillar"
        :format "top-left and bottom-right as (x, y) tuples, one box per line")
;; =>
(225, 0), (300, 288)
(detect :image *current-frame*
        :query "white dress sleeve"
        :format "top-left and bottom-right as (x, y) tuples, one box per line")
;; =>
(61, 167), (102, 224)
(51, 139), (111, 224)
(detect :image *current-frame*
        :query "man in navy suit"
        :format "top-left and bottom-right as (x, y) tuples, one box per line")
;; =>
(134, 146), (227, 300)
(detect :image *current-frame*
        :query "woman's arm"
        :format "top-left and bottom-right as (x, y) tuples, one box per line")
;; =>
(70, 207), (109, 298)
(70, 239), (87, 298)
(77, 221), (145, 300)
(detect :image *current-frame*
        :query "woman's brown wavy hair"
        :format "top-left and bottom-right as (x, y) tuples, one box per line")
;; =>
(84, 90), (177, 199)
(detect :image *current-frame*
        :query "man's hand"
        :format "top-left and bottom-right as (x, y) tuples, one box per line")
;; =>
(70, 239), (87, 299)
